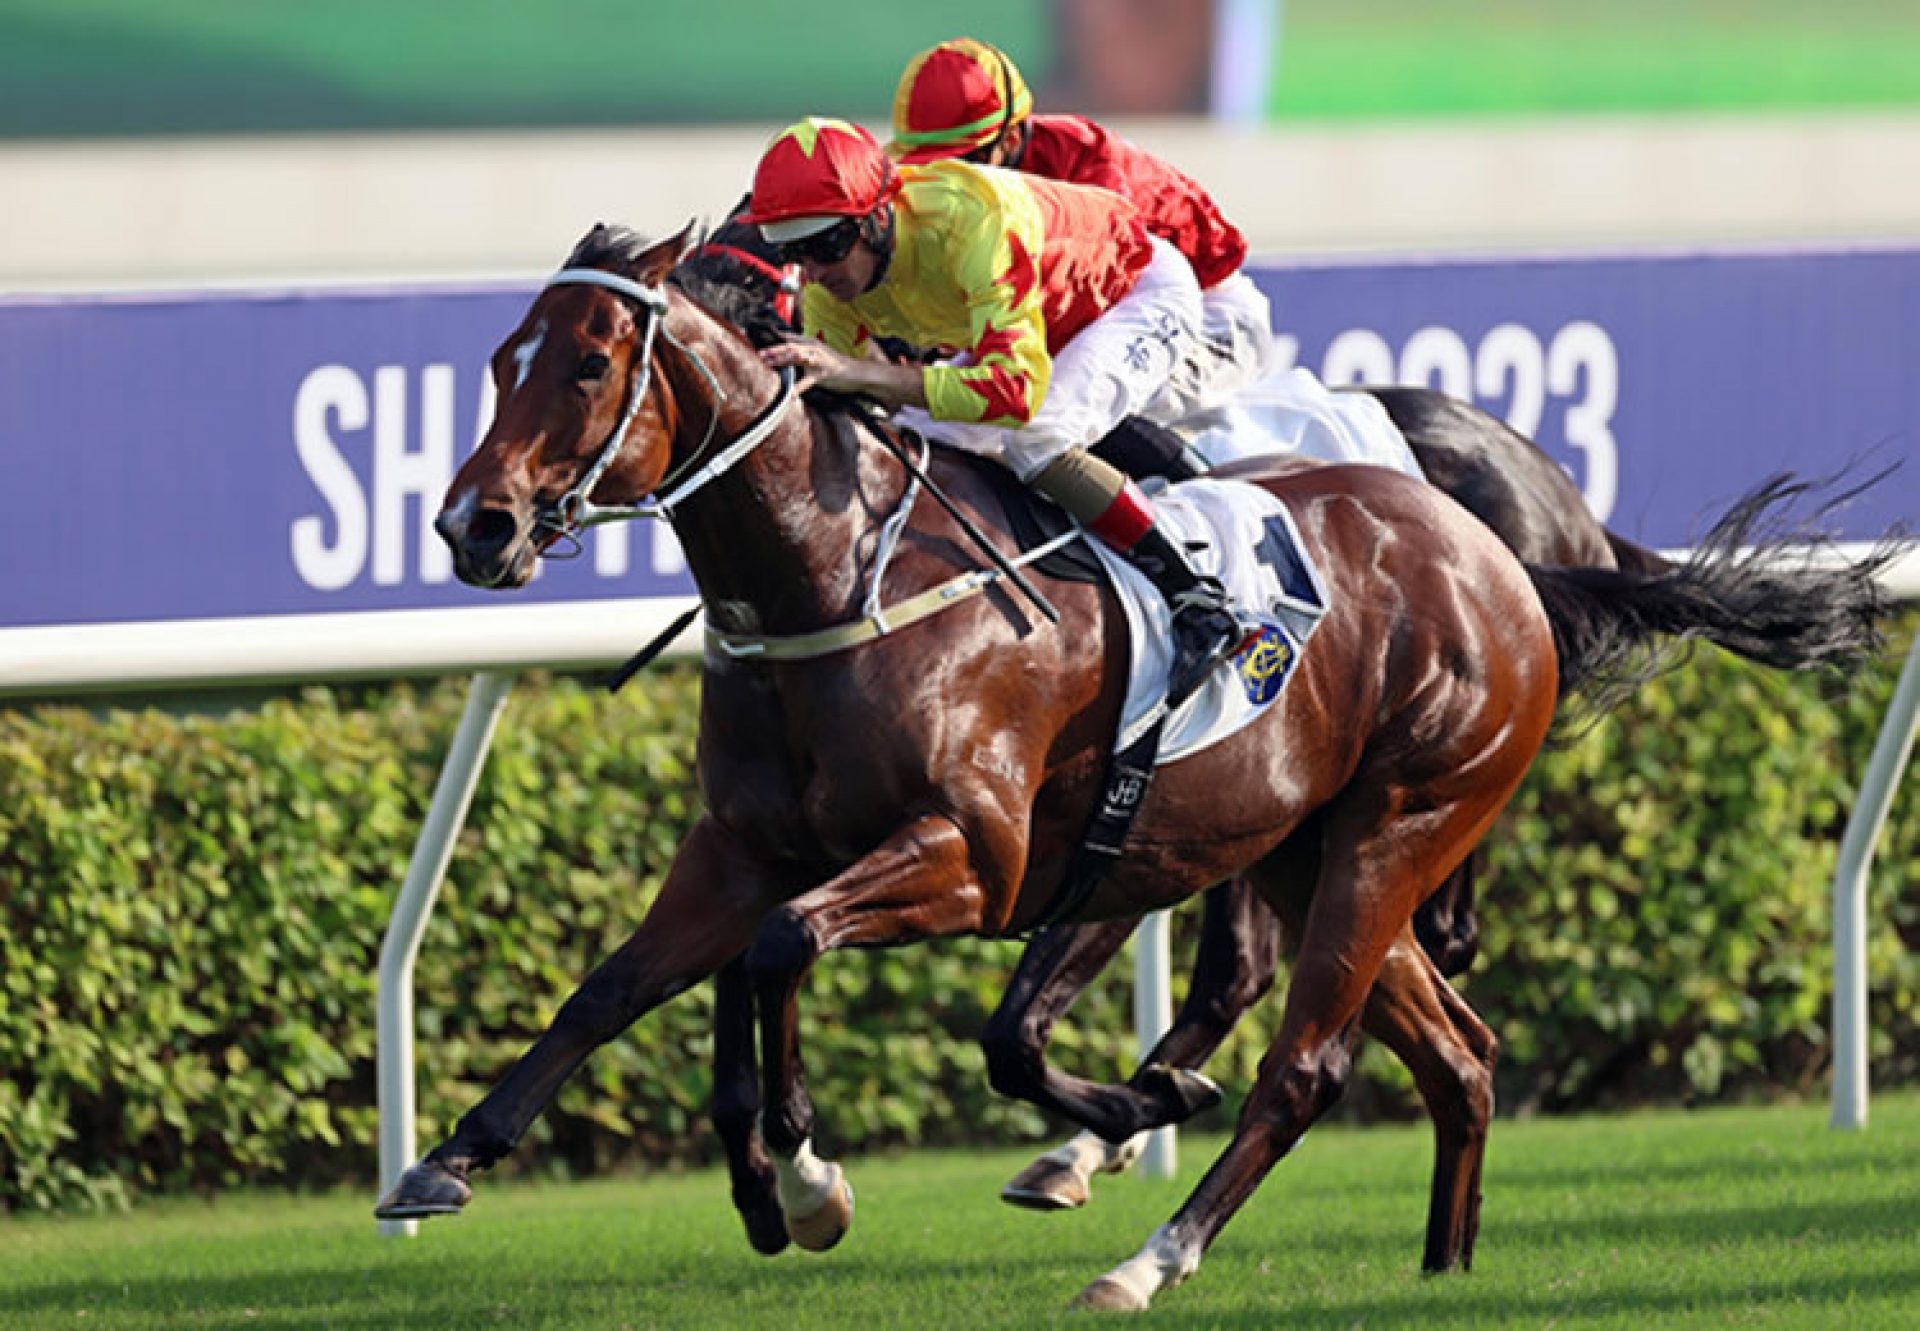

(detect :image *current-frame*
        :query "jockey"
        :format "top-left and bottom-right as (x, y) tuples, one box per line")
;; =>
(742, 117), (1259, 707)
(889, 38), (1274, 425)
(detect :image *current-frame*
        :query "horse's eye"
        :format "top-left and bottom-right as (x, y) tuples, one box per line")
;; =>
(578, 353), (611, 383)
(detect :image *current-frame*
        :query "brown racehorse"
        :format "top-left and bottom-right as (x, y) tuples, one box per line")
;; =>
(679, 219), (1669, 1211)
(379, 224), (1885, 1310)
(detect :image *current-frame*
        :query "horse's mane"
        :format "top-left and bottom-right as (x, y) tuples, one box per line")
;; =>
(563, 214), (792, 351)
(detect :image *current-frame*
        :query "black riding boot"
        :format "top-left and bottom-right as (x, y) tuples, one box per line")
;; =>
(1124, 523), (1261, 708)
(1089, 416), (1209, 484)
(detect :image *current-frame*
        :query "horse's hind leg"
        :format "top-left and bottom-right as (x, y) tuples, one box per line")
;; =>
(1072, 794), (1499, 1310)
(989, 914), (1149, 1210)
(994, 880), (1277, 1209)
(1413, 854), (1480, 979)
(1359, 935), (1499, 1272)
(710, 956), (788, 1255)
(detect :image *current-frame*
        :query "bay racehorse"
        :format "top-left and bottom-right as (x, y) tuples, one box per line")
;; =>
(679, 220), (1674, 1210)
(380, 223), (1886, 1310)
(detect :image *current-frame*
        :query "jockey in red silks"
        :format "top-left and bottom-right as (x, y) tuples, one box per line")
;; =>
(889, 37), (1274, 424)
(743, 117), (1259, 706)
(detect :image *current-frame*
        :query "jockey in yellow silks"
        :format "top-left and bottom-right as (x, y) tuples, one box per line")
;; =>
(744, 117), (1258, 705)
(889, 38), (1274, 419)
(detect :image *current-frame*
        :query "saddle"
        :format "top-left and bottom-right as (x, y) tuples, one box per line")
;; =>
(979, 463), (1105, 585)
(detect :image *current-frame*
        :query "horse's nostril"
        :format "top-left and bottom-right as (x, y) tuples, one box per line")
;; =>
(466, 508), (521, 560)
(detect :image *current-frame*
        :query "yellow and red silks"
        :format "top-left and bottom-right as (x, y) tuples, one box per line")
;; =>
(802, 160), (1151, 426)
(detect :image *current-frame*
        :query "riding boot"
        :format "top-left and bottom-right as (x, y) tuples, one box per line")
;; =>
(1028, 448), (1259, 710)
(1122, 521), (1262, 708)
(1088, 415), (1209, 485)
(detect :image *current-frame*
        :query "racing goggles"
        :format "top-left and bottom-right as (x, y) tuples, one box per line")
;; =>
(774, 218), (863, 267)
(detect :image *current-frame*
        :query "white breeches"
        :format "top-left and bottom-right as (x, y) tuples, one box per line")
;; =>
(894, 236), (1204, 480)
(1188, 272), (1276, 412)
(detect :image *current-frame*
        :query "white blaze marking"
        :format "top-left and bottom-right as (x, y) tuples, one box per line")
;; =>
(511, 322), (547, 391)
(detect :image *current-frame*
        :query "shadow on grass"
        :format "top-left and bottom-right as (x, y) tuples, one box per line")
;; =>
(1165, 1264), (1920, 1329)
(0, 1237), (1099, 1330)
(4, 1216), (1914, 1331)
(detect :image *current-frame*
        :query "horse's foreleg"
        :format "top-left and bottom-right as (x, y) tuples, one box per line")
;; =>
(747, 813), (995, 1251)
(1148, 876), (1285, 1070)
(1361, 939), (1498, 1272)
(710, 955), (788, 1255)
(374, 818), (782, 1221)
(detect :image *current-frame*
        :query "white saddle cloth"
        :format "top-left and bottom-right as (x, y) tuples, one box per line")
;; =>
(1178, 366), (1426, 480)
(911, 365), (1416, 765)
(1091, 366), (1421, 764)
(1088, 478), (1329, 763)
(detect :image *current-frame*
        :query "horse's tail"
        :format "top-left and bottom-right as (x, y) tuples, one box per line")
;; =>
(1527, 472), (1902, 707)
(1601, 529), (1675, 578)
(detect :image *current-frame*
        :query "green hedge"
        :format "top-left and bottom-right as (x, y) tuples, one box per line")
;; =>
(2, 616), (1914, 1211)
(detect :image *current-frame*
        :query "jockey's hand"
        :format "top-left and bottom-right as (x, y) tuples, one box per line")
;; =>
(760, 335), (850, 395)
(761, 336), (930, 409)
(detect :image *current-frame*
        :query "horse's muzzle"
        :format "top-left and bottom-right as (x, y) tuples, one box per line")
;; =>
(436, 505), (535, 588)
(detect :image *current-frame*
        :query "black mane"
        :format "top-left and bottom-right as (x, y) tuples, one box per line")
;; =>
(562, 213), (791, 350)
(563, 221), (654, 272)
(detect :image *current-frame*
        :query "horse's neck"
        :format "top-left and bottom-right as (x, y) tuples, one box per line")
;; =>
(666, 350), (894, 636)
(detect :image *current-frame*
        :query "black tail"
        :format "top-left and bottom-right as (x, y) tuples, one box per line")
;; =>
(1528, 472), (1903, 708)
(1602, 530), (1675, 578)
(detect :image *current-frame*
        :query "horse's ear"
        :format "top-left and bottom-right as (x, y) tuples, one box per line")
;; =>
(637, 221), (702, 285)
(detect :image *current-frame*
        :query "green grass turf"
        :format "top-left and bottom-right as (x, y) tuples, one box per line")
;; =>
(1269, 0), (1920, 119)
(3, 1093), (1916, 1328)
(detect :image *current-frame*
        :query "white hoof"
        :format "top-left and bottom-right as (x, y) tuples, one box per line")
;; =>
(784, 1162), (854, 1252)
(1099, 1132), (1149, 1176)
(1072, 1224), (1196, 1312)
(1071, 1274), (1151, 1312)
(1002, 1155), (1089, 1211)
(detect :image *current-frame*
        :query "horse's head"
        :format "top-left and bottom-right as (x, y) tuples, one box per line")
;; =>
(436, 221), (700, 588)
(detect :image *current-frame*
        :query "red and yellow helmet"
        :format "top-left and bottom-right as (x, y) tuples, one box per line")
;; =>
(889, 38), (1033, 165)
(740, 117), (901, 244)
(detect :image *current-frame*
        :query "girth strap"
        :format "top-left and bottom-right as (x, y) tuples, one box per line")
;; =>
(1028, 716), (1168, 932)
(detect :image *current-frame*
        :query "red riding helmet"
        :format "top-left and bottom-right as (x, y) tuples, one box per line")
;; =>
(889, 38), (1033, 165)
(741, 117), (901, 244)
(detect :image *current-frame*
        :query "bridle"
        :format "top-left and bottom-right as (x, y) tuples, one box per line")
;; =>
(528, 263), (1059, 664)
(530, 266), (798, 546)
(694, 241), (802, 326)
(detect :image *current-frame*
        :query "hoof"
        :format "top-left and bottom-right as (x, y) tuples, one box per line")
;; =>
(1071, 1275), (1151, 1312)
(740, 1200), (792, 1256)
(1133, 1064), (1223, 1124)
(785, 1163), (854, 1252)
(374, 1160), (472, 1220)
(1001, 1156), (1089, 1212)
(1097, 1134), (1146, 1177)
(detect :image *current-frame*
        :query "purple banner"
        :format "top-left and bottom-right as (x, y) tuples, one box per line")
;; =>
(1252, 245), (1916, 549)
(2, 246), (1914, 630)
